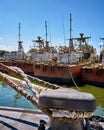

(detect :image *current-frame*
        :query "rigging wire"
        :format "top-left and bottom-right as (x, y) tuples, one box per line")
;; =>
(61, 15), (66, 46)
(67, 65), (80, 90)
(68, 66), (104, 99)
(47, 21), (52, 47)
(67, 65), (104, 99)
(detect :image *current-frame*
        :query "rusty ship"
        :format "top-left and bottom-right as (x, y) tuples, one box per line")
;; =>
(81, 38), (104, 86)
(0, 16), (96, 85)
(30, 16), (96, 84)
(0, 23), (34, 76)
(81, 64), (104, 86)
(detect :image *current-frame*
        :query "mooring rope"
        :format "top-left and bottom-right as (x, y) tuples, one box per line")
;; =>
(0, 63), (61, 99)
(0, 64), (94, 120)
(3, 74), (47, 94)
(0, 63), (60, 90)
(0, 71), (52, 117)
(9, 66), (40, 99)
(67, 65), (80, 89)
(0, 71), (38, 105)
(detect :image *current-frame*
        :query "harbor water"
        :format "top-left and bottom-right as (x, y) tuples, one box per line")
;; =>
(0, 79), (104, 117)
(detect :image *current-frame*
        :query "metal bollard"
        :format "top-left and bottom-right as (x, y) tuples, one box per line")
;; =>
(39, 88), (96, 130)
(38, 119), (46, 130)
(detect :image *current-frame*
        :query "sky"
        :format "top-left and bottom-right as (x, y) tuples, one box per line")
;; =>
(0, 0), (104, 55)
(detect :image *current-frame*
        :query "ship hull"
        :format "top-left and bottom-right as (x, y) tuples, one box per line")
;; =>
(33, 63), (81, 84)
(81, 67), (104, 86)
(35, 75), (72, 84)
(0, 60), (34, 76)
(0, 61), (81, 85)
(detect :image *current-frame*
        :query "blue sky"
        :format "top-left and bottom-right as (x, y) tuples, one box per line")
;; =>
(0, 0), (104, 54)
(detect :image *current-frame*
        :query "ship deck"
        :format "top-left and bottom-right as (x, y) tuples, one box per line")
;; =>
(0, 106), (49, 130)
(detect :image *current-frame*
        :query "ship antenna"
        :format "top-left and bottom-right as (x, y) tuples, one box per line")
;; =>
(18, 22), (23, 52)
(61, 15), (66, 46)
(19, 22), (21, 41)
(69, 13), (74, 52)
(45, 20), (50, 52)
(70, 13), (72, 40)
(45, 21), (48, 44)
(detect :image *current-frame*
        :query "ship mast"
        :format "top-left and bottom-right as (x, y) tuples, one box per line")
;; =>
(100, 37), (104, 64)
(18, 22), (24, 52)
(17, 22), (25, 60)
(73, 33), (91, 51)
(100, 37), (104, 57)
(100, 37), (104, 50)
(70, 13), (72, 40)
(69, 13), (74, 52)
(45, 21), (49, 51)
(45, 21), (48, 43)
(32, 36), (44, 50)
(19, 22), (21, 41)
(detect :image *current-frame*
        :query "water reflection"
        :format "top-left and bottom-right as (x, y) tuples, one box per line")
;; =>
(0, 78), (36, 109)
(13, 92), (21, 107)
(0, 77), (8, 87)
(0, 77), (104, 116)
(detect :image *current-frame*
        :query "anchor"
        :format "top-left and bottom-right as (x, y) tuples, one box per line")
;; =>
(0, 63), (96, 130)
